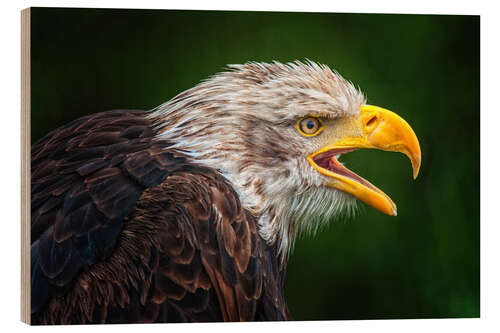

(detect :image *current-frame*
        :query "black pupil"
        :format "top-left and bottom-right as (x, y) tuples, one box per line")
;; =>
(306, 120), (315, 130)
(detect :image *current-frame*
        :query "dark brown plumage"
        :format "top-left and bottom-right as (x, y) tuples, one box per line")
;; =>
(31, 109), (289, 324)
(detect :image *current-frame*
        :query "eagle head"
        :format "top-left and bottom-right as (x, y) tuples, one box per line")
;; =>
(151, 61), (421, 257)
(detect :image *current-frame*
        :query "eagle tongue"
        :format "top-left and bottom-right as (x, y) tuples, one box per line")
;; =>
(328, 156), (378, 192)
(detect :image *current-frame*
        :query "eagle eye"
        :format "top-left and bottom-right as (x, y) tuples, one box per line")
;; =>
(297, 117), (323, 136)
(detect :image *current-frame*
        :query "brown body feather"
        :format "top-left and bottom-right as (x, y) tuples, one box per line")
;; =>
(31, 110), (289, 324)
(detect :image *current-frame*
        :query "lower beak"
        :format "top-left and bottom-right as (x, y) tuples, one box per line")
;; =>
(307, 105), (421, 216)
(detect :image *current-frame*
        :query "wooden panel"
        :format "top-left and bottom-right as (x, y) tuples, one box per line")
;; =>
(21, 7), (31, 325)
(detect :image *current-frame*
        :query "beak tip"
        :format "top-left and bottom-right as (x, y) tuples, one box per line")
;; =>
(391, 207), (398, 216)
(411, 153), (421, 180)
(413, 161), (421, 180)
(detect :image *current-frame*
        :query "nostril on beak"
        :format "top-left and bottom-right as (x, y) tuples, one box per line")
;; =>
(365, 115), (378, 133)
(366, 115), (377, 127)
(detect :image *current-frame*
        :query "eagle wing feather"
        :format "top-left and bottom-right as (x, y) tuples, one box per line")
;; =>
(31, 110), (289, 324)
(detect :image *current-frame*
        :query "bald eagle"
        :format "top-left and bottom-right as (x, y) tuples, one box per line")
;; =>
(30, 61), (421, 324)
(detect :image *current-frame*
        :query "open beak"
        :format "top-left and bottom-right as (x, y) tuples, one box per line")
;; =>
(307, 105), (421, 216)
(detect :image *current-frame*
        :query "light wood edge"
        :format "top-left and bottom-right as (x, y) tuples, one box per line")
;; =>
(21, 7), (31, 325)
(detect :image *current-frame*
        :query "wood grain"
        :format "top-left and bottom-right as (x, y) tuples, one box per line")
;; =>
(21, 7), (31, 325)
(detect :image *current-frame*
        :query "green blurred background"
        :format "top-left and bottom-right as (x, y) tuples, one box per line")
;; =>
(30, 8), (479, 320)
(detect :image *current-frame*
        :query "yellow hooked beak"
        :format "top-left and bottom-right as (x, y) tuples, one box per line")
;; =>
(307, 105), (421, 216)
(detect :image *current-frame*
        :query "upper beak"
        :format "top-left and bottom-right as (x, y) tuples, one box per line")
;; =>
(307, 105), (421, 216)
